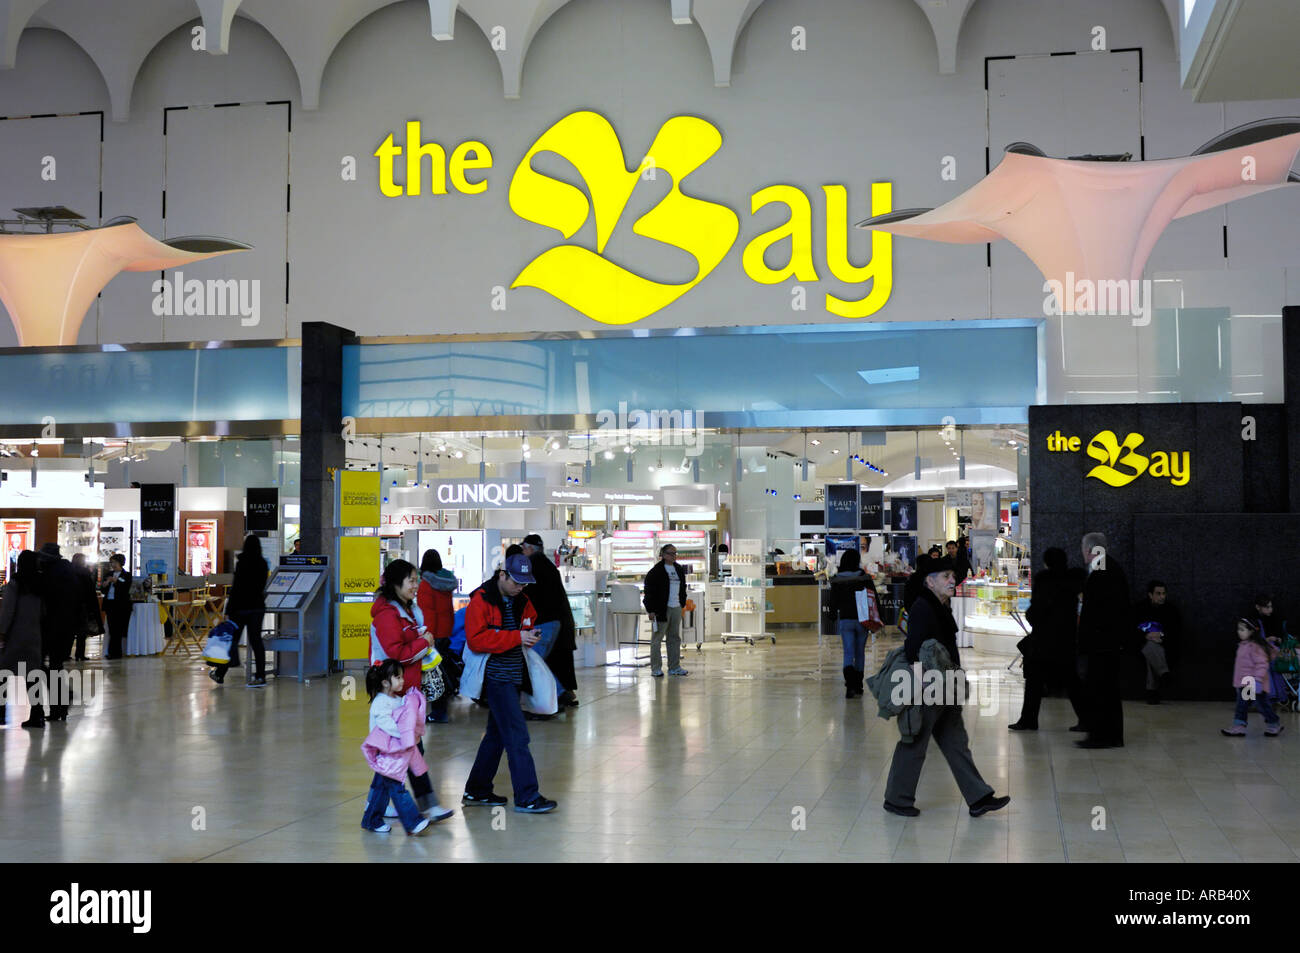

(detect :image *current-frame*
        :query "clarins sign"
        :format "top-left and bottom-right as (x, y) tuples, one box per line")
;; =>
(375, 110), (893, 325)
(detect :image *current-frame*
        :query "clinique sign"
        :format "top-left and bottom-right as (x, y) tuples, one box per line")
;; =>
(374, 110), (893, 325)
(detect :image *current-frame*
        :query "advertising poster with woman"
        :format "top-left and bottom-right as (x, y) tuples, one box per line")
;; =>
(970, 491), (999, 532)
(4, 519), (34, 580)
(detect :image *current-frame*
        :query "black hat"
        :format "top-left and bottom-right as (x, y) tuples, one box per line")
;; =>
(522, 534), (544, 548)
(919, 554), (955, 576)
(38, 542), (60, 559)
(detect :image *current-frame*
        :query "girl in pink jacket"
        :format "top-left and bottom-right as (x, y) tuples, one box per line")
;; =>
(1222, 619), (1284, 738)
(360, 660), (452, 833)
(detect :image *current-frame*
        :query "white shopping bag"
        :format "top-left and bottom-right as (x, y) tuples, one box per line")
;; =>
(521, 646), (559, 715)
(459, 646), (488, 701)
(854, 588), (884, 631)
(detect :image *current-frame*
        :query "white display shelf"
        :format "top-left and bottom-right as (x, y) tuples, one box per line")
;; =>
(722, 538), (774, 646)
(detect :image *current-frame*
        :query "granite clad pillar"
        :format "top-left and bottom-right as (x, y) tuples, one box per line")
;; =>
(301, 322), (356, 555)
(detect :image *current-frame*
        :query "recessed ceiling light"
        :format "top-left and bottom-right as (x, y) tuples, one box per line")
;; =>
(810, 439), (821, 446)
(603, 450), (615, 460)
(831, 449), (840, 454)
(454, 450), (464, 458)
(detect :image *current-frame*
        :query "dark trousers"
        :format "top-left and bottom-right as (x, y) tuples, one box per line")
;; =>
(32, 639), (72, 719)
(105, 608), (131, 659)
(409, 738), (435, 809)
(546, 646), (577, 693)
(1081, 652), (1123, 745)
(884, 705), (995, 808)
(217, 610), (265, 678)
(466, 679), (540, 804)
(1017, 656), (1085, 728)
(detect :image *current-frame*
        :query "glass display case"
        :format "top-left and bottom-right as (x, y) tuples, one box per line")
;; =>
(609, 530), (655, 580)
(655, 530), (708, 578)
(58, 516), (99, 570)
(958, 580), (1032, 647)
(567, 590), (596, 632)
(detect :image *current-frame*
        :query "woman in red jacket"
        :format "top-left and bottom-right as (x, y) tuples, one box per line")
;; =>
(417, 549), (458, 723)
(370, 559), (450, 819)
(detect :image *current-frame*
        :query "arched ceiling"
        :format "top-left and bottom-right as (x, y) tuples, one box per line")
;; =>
(0, 0), (1175, 121)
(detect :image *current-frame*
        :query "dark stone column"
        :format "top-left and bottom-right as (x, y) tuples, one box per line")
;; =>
(1286, 306), (1300, 513)
(300, 322), (356, 555)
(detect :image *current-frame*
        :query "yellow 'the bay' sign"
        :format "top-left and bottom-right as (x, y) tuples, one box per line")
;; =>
(1046, 429), (1191, 487)
(375, 111), (893, 324)
(339, 470), (381, 527)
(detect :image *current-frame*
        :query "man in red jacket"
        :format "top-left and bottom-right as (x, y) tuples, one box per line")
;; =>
(462, 554), (557, 814)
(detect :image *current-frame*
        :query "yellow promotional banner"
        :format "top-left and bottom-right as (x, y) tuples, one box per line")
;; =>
(339, 536), (381, 594)
(337, 601), (373, 661)
(339, 470), (381, 527)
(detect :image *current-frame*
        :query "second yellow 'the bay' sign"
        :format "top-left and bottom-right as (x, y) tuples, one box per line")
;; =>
(1047, 429), (1190, 487)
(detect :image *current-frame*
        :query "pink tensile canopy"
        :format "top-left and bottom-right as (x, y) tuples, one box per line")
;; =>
(858, 120), (1300, 291)
(0, 219), (249, 346)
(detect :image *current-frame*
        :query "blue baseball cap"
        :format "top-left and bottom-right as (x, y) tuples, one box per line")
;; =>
(504, 553), (535, 585)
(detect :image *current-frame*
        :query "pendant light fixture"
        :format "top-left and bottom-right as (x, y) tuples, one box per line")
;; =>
(734, 433), (743, 484)
(692, 455), (700, 482)
(416, 434), (423, 486)
(958, 430), (966, 481)
(583, 431), (592, 485)
(914, 431), (922, 482)
(845, 433), (852, 482)
(520, 434), (528, 481)
(479, 435), (486, 482)
(801, 431), (809, 481)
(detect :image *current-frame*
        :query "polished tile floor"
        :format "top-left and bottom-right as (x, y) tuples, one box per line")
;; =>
(2, 629), (1297, 863)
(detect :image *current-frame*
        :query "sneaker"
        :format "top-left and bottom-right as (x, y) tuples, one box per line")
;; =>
(424, 807), (455, 823)
(364, 823), (392, 834)
(969, 793), (1011, 817)
(409, 818), (431, 836)
(1266, 724), (1285, 737)
(246, 676), (267, 688)
(650, 669), (664, 677)
(1220, 725), (1247, 737)
(668, 667), (689, 676)
(462, 792), (508, 808)
(514, 796), (557, 814)
(883, 801), (919, 817)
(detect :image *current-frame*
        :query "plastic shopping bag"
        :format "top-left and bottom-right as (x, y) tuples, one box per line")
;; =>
(202, 619), (238, 664)
(854, 588), (884, 631)
(459, 646), (488, 701)
(521, 647), (559, 715)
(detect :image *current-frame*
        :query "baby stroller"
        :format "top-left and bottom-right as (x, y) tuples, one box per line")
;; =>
(1270, 634), (1300, 713)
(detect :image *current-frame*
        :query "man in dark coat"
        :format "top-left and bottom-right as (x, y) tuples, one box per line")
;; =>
(521, 534), (578, 709)
(882, 555), (1009, 818)
(33, 542), (88, 724)
(1075, 532), (1130, 749)
(1009, 547), (1085, 731)
(1133, 580), (1180, 705)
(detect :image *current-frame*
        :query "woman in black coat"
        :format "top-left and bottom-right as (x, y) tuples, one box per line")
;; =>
(829, 549), (881, 699)
(0, 551), (45, 727)
(210, 535), (269, 687)
(100, 553), (133, 659)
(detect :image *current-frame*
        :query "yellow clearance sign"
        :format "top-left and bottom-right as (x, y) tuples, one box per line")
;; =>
(338, 536), (381, 594)
(337, 600), (373, 661)
(339, 470), (381, 527)
(375, 110), (893, 325)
